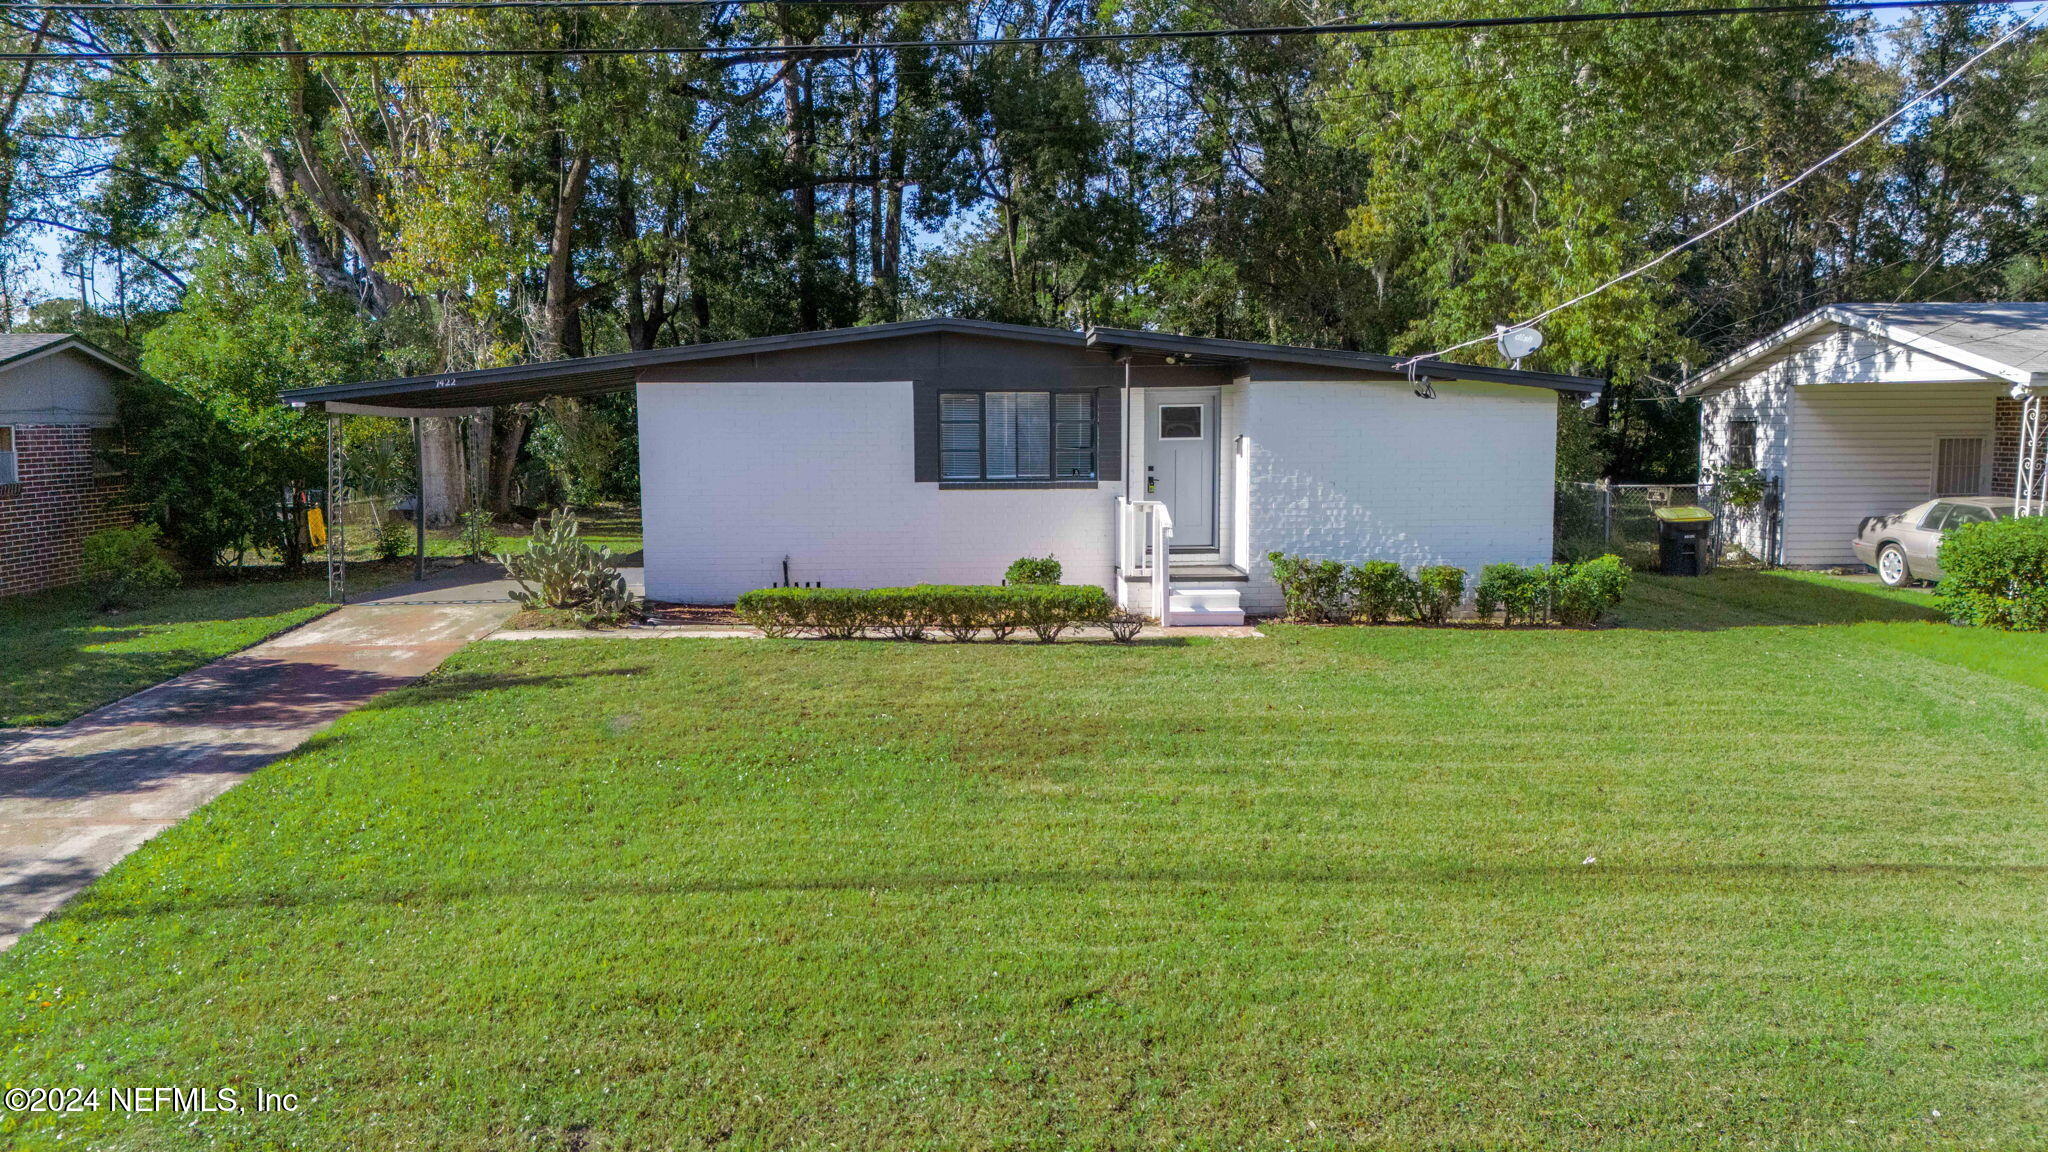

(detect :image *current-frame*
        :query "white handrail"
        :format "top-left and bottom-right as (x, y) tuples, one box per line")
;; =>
(1115, 498), (1175, 622)
(1150, 503), (1174, 624)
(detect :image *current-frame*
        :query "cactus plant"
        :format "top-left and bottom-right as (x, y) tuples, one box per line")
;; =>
(496, 511), (641, 627)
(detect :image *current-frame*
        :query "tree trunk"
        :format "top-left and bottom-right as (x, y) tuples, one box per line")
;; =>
(779, 16), (819, 331)
(542, 150), (593, 358)
(490, 407), (533, 516)
(419, 418), (465, 526)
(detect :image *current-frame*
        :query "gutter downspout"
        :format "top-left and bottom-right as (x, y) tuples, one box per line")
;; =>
(1121, 356), (1133, 506)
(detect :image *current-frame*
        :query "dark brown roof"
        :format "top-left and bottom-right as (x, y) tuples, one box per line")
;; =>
(278, 318), (1603, 410)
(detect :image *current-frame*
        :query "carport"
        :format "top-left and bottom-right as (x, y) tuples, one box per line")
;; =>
(285, 352), (645, 602)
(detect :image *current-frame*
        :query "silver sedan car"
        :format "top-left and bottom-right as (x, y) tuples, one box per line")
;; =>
(1852, 496), (2012, 587)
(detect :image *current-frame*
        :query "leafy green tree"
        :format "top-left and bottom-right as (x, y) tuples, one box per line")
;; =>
(132, 240), (374, 567)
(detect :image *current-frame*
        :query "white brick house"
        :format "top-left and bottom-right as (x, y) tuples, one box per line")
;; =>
(284, 320), (1600, 622)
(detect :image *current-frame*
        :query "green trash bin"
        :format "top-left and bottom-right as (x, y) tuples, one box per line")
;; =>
(1653, 505), (1716, 576)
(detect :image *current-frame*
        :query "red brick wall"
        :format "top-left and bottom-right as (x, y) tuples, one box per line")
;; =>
(0, 425), (134, 598)
(1994, 397), (2021, 495)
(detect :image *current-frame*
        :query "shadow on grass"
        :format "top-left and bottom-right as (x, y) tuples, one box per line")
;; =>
(57, 859), (2048, 925)
(0, 855), (105, 942)
(364, 663), (654, 709)
(0, 648), (225, 728)
(1615, 570), (1943, 631)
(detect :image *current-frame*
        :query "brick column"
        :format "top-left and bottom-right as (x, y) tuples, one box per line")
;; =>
(1994, 397), (2023, 495)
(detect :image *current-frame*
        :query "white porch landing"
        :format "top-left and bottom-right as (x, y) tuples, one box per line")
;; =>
(1118, 557), (1248, 626)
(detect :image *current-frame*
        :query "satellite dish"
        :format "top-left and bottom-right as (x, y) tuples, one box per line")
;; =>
(1496, 325), (1544, 362)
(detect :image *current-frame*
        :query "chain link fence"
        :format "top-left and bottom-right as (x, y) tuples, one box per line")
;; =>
(1556, 480), (1782, 571)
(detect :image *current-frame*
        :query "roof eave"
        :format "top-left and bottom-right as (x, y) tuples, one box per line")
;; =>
(1085, 326), (1604, 394)
(1680, 304), (2042, 395)
(0, 334), (139, 378)
(279, 318), (1093, 407)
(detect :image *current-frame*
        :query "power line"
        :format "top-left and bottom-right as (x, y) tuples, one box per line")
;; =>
(1401, 2), (2048, 368)
(0, 0), (2026, 62)
(12, 0), (956, 9)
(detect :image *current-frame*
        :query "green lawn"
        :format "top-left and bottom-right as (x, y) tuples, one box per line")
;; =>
(5, 573), (2048, 1149)
(0, 578), (342, 727)
(340, 505), (644, 563)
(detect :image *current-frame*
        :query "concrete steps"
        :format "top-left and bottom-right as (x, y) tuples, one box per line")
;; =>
(1121, 565), (1249, 626)
(1165, 586), (1245, 626)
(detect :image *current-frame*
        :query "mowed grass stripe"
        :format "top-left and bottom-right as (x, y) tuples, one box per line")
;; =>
(3, 572), (2046, 1150)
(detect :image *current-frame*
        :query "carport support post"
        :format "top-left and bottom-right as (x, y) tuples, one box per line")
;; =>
(412, 416), (427, 581)
(325, 411), (346, 604)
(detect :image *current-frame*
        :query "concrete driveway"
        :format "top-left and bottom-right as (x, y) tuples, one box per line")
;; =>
(0, 571), (516, 951)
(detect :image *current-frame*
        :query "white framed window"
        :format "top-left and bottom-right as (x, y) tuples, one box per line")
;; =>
(938, 391), (1095, 482)
(0, 426), (17, 486)
(1726, 418), (1758, 471)
(1934, 436), (1985, 497)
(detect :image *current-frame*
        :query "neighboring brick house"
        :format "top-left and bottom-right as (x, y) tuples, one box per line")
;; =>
(0, 333), (138, 597)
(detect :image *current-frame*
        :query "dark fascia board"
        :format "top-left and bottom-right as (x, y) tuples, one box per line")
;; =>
(278, 318), (1092, 407)
(0, 334), (139, 378)
(1084, 327), (1605, 394)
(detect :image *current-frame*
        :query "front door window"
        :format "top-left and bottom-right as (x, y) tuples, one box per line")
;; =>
(1159, 406), (1203, 439)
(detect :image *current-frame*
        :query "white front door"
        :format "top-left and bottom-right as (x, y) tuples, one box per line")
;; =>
(1145, 390), (1218, 550)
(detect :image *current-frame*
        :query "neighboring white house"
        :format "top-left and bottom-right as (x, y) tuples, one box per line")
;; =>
(284, 320), (1601, 623)
(1683, 303), (2048, 568)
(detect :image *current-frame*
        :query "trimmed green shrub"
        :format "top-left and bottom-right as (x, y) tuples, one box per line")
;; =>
(1347, 560), (1415, 623)
(733, 587), (827, 638)
(1553, 554), (1632, 626)
(1410, 565), (1466, 624)
(496, 510), (641, 628)
(375, 517), (411, 562)
(1267, 552), (1350, 622)
(1476, 562), (1540, 624)
(930, 586), (1000, 642)
(1474, 555), (1631, 626)
(867, 587), (938, 640)
(79, 523), (180, 610)
(1005, 555), (1062, 586)
(1936, 516), (2048, 631)
(1019, 585), (1111, 642)
(735, 584), (1113, 642)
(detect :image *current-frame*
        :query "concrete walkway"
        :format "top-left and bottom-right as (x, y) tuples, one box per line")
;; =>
(0, 579), (513, 951)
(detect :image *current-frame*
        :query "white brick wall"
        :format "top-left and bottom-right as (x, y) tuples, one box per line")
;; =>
(637, 380), (1116, 602)
(1239, 379), (1558, 614)
(637, 376), (1559, 609)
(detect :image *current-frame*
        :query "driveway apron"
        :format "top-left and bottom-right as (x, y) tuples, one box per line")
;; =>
(0, 584), (513, 952)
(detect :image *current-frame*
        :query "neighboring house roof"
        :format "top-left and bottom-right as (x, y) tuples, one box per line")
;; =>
(0, 332), (138, 377)
(278, 317), (1604, 410)
(1681, 302), (2048, 395)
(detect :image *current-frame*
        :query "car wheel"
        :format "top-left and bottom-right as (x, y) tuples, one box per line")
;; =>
(1876, 543), (1911, 588)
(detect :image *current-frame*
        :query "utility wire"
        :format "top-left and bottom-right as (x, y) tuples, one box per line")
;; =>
(0, 0), (2026, 62)
(10, 0), (956, 9)
(1401, 2), (2048, 369)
